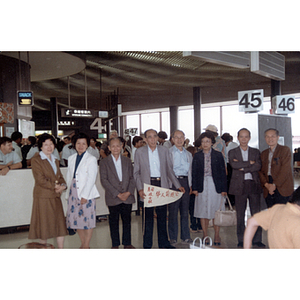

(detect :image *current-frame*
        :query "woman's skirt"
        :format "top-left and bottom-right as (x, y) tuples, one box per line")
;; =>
(66, 179), (96, 230)
(28, 195), (68, 240)
(194, 176), (225, 220)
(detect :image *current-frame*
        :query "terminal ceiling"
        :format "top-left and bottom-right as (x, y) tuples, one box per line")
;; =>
(10, 51), (300, 113)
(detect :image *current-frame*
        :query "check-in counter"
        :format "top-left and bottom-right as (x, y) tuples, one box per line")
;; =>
(0, 168), (137, 228)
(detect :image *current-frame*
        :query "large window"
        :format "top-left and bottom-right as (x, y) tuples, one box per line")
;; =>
(124, 93), (300, 149)
(141, 112), (160, 134)
(161, 111), (170, 138)
(201, 107), (220, 135)
(126, 114), (140, 135)
(222, 105), (259, 147)
(178, 108), (194, 143)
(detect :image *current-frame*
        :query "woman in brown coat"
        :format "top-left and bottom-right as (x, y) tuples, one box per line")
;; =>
(28, 133), (68, 248)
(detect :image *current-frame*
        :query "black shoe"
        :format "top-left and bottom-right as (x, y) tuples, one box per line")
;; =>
(237, 242), (243, 248)
(252, 242), (266, 248)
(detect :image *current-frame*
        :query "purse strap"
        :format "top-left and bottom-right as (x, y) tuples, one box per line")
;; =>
(219, 195), (234, 211)
(226, 195), (234, 211)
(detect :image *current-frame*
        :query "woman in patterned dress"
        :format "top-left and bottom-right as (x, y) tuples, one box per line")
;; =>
(192, 131), (227, 245)
(65, 132), (100, 249)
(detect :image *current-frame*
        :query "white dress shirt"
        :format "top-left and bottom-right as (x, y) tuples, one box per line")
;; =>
(240, 147), (253, 180)
(148, 146), (160, 177)
(111, 154), (122, 181)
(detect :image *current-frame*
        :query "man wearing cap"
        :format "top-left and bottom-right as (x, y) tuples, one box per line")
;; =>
(0, 137), (22, 175)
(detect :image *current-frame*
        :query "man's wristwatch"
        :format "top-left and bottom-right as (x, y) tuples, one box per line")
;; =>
(7, 166), (11, 170)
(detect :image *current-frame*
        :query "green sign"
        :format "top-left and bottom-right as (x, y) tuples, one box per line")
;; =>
(98, 133), (107, 139)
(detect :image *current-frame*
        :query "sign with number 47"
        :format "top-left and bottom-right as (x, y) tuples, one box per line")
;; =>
(272, 95), (295, 114)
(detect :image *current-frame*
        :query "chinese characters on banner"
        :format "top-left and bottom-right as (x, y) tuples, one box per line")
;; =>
(143, 183), (183, 208)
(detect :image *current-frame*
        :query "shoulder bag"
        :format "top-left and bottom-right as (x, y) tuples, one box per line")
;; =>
(214, 195), (237, 227)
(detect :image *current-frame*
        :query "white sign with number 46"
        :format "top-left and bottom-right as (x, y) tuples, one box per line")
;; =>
(272, 95), (295, 114)
(238, 89), (264, 113)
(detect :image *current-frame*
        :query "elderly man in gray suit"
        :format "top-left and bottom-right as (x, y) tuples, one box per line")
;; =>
(100, 137), (136, 249)
(228, 128), (265, 248)
(134, 129), (185, 249)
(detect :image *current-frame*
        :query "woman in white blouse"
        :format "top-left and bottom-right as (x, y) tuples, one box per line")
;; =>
(65, 132), (100, 249)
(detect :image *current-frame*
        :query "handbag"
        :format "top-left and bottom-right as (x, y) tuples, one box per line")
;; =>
(214, 195), (237, 227)
(190, 236), (213, 249)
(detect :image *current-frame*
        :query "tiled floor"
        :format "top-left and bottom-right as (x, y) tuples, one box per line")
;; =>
(1, 176), (299, 250)
(0, 207), (267, 249)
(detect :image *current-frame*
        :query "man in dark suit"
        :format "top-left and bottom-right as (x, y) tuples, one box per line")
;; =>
(259, 128), (294, 208)
(228, 128), (265, 248)
(100, 137), (136, 249)
(133, 129), (185, 249)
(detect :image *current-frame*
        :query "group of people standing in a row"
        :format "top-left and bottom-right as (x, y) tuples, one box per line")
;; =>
(20, 122), (297, 249)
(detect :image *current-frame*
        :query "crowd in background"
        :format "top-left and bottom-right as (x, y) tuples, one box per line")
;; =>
(1, 123), (299, 249)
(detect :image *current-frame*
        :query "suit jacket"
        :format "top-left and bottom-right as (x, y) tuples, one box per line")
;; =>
(192, 148), (227, 193)
(228, 146), (262, 195)
(133, 145), (181, 192)
(259, 144), (294, 198)
(31, 152), (66, 199)
(65, 152), (100, 200)
(100, 154), (136, 206)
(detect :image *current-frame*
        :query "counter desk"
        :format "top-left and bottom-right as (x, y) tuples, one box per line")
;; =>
(0, 168), (137, 229)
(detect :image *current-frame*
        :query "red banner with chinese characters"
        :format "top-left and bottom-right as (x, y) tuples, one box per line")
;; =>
(0, 103), (14, 124)
(143, 183), (183, 208)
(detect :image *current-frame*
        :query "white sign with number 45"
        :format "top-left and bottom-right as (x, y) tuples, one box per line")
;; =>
(238, 89), (264, 113)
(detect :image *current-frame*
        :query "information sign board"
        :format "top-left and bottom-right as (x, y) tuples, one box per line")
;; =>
(238, 89), (264, 113)
(272, 95), (295, 114)
(18, 91), (34, 106)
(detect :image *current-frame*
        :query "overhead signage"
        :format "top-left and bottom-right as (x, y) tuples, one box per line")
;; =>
(98, 111), (108, 118)
(272, 95), (295, 114)
(17, 91), (34, 106)
(98, 133), (107, 139)
(124, 128), (138, 136)
(238, 89), (264, 113)
(90, 118), (106, 133)
(61, 108), (97, 118)
(58, 121), (76, 126)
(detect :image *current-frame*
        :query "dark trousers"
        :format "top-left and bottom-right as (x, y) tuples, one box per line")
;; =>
(227, 163), (235, 205)
(265, 175), (291, 208)
(108, 203), (132, 247)
(168, 177), (191, 241)
(189, 193), (201, 230)
(143, 178), (170, 249)
(235, 180), (262, 244)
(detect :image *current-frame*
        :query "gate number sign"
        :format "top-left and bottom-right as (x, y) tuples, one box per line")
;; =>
(272, 95), (295, 114)
(238, 89), (264, 113)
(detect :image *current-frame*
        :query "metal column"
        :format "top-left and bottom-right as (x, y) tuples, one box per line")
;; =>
(169, 106), (178, 135)
(50, 97), (58, 138)
(193, 87), (201, 141)
(271, 79), (281, 112)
